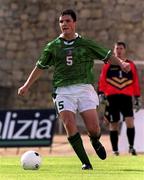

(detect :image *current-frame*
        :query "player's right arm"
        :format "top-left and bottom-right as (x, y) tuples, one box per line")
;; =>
(18, 66), (44, 96)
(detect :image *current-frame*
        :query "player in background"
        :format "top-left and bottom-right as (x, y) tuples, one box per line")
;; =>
(18, 10), (130, 170)
(98, 42), (141, 156)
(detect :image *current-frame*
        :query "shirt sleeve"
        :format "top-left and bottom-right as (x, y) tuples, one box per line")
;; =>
(87, 39), (112, 62)
(131, 62), (141, 96)
(36, 43), (54, 69)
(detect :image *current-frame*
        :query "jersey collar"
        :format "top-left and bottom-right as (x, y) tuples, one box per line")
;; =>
(59, 33), (80, 45)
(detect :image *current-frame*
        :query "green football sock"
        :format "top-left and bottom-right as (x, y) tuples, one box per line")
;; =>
(89, 134), (100, 150)
(68, 133), (91, 165)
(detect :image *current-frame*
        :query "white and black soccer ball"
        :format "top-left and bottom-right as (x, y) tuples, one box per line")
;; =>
(21, 150), (42, 170)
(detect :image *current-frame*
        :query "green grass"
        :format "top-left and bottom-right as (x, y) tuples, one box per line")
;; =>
(0, 155), (144, 180)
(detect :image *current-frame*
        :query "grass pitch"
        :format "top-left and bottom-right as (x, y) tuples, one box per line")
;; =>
(0, 155), (144, 180)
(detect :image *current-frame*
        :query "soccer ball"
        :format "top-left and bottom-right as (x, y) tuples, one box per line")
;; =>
(20, 150), (42, 170)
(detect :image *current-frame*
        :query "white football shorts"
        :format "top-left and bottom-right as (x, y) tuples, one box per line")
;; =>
(53, 84), (99, 113)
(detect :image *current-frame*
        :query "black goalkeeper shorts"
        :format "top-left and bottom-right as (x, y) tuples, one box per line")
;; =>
(104, 94), (133, 123)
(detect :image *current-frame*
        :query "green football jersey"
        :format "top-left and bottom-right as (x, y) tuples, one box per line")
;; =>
(36, 35), (112, 87)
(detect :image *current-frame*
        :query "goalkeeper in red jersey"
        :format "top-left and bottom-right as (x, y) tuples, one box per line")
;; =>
(98, 41), (141, 156)
(18, 10), (130, 170)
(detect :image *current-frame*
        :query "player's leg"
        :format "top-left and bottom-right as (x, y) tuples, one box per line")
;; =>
(60, 111), (92, 169)
(125, 117), (137, 155)
(54, 94), (92, 170)
(105, 95), (120, 155)
(78, 86), (106, 160)
(122, 95), (137, 155)
(109, 122), (119, 155)
(80, 109), (107, 160)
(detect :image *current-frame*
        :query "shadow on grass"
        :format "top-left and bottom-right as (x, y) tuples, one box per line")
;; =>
(97, 167), (144, 175)
(123, 169), (144, 172)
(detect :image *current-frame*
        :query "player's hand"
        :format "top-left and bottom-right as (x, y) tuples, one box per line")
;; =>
(18, 85), (29, 96)
(99, 93), (109, 106)
(120, 61), (131, 73)
(134, 96), (142, 112)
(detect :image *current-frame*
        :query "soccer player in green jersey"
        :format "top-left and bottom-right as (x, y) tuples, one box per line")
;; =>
(18, 9), (130, 170)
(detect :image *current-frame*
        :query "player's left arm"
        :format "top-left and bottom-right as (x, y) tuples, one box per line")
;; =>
(107, 55), (130, 73)
(88, 39), (130, 72)
(131, 62), (141, 111)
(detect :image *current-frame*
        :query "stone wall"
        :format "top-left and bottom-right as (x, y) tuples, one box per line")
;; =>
(0, 0), (144, 109)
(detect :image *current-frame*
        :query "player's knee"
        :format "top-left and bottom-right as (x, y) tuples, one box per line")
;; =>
(88, 128), (100, 135)
(88, 131), (101, 140)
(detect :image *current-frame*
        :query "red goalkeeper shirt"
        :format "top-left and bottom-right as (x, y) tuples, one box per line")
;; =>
(98, 60), (140, 97)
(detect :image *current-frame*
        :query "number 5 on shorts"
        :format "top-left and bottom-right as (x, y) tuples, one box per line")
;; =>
(58, 101), (64, 110)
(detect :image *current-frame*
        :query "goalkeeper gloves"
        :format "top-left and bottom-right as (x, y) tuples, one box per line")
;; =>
(134, 96), (141, 112)
(98, 93), (109, 106)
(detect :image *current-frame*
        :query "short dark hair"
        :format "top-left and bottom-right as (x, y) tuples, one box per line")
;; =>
(61, 9), (77, 22)
(115, 41), (126, 49)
